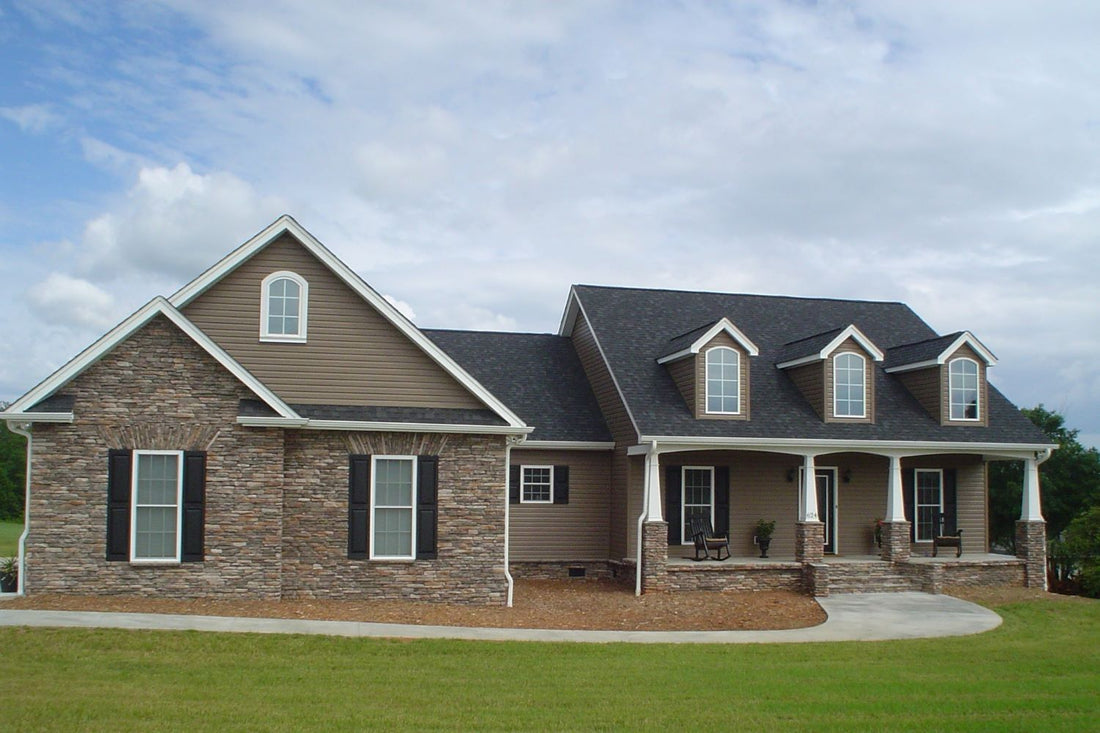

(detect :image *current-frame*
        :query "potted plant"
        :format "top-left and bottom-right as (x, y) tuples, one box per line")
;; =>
(0, 556), (17, 593)
(754, 519), (776, 558)
(873, 518), (884, 549)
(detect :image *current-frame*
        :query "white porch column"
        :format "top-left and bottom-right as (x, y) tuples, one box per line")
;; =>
(799, 454), (819, 522)
(885, 454), (906, 522)
(645, 446), (663, 521)
(1020, 457), (1044, 521)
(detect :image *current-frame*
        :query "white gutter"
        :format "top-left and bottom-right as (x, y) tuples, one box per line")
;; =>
(517, 440), (614, 451)
(0, 412), (73, 424)
(238, 416), (532, 436)
(632, 435), (1055, 457)
(635, 440), (657, 597)
(8, 422), (31, 596)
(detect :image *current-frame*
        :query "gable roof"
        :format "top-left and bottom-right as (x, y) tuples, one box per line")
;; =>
(424, 330), (612, 444)
(566, 284), (1047, 447)
(2, 297), (298, 421)
(656, 317), (760, 364)
(775, 323), (885, 369)
(168, 215), (525, 430)
(885, 331), (998, 373)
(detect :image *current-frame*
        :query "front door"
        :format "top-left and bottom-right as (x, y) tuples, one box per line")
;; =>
(816, 469), (837, 554)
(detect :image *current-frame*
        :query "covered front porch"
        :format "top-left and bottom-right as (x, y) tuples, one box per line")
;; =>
(627, 440), (1049, 596)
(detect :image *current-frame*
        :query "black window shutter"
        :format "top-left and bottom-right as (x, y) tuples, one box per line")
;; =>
(509, 465), (520, 504)
(348, 455), (370, 559)
(714, 466), (730, 536)
(106, 449), (132, 561)
(181, 451), (206, 562)
(902, 468), (915, 541)
(552, 465), (569, 504)
(665, 465), (682, 545)
(416, 455), (438, 560)
(943, 468), (958, 535)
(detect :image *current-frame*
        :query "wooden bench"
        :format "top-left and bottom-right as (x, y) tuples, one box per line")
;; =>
(932, 512), (963, 558)
(689, 516), (730, 562)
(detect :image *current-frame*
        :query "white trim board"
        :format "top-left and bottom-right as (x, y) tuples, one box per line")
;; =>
(777, 324), (884, 370)
(885, 331), (998, 374)
(656, 317), (760, 364)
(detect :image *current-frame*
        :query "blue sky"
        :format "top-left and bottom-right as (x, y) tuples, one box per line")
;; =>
(2, 1), (1098, 446)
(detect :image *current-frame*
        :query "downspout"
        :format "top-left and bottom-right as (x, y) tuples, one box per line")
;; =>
(635, 441), (657, 597)
(503, 437), (518, 607)
(8, 422), (32, 596)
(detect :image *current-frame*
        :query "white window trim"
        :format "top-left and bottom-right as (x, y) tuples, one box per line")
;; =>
(948, 357), (981, 421)
(833, 351), (867, 419)
(260, 270), (309, 343)
(913, 468), (944, 543)
(519, 465), (554, 504)
(369, 455), (418, 561)
(704, 346), (741, 415)
(130, 449), (184, 564)
(681, 466), (716, 545)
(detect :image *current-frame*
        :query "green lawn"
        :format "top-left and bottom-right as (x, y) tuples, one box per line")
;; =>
(0, 594), (1096, 731)
(0, 519), (22, 557)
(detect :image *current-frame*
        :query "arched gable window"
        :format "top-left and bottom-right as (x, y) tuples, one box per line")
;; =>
(833, 352), (866, 418)
(705, 347), (740, 414)
(949, 357), (979, 420)
(260, 271), (308, 342)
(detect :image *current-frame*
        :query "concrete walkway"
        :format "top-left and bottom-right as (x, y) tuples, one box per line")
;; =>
(0, 592), (1000, 644)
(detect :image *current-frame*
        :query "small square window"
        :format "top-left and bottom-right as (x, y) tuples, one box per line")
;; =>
(521, 466), (553, 503)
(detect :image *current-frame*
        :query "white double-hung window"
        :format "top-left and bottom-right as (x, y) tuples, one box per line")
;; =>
(131, 450), (183, 562)
(705, 347), (740, 414)
(949, 358), (979, 420)
(370, 456), (417, 560)
(833, 352), (866, 418)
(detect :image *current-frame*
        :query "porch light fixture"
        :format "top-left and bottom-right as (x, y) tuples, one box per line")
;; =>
(843, 469), (852, 484)
(786, 468), (795, 483)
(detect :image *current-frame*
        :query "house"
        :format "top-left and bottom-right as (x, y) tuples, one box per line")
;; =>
(0, 216), (1054, 603)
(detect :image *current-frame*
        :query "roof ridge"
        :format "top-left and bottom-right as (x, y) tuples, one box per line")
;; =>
(891, 331), (961, 349)
(782, 325), (846, 347)
(423, 328), (560, 338)
(572, 283), (907, 307)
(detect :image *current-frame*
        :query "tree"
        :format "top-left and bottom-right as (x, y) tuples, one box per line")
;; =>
(0, 419), (26, 520)
(989, 406), (1100, 551)
(1062, 507), (1100, 598)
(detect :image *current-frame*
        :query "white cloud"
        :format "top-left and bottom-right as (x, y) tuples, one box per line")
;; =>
(0, 104), (61, 134)
(382, 294), (416, 321)
(26, 272), (116, 329)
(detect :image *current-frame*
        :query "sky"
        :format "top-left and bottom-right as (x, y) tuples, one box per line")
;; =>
(1, 1), (1098, 446)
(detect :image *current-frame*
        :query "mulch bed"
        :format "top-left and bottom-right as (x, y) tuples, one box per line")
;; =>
(4, 579), (826, 632)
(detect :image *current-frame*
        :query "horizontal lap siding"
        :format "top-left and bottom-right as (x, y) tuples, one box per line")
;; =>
(182, 234), (484, 409)
(941, 344), (990, 427)
(694, 332), (751, 420)
(787, 363), (824, 419)
(897, 368), (939, 421)
(825, 338), (874, 424)
(906, 454), (987, 552)
(509, 450), (611, 561)
(818, 452), (889, 555)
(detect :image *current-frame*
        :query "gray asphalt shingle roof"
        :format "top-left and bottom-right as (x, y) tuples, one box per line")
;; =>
(883, 332), (964, 370)
(572, 285), (1048, 445)
(424, 329), (612, 443)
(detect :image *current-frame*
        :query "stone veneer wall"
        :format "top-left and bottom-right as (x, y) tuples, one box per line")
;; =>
(666, 563), (803, 592)
(280, 430), (510, 604)
(641, 521), (669, 592)
(509, 561), (613, 580)
(26, 315), (286, 598)
(795, 521), (824, 563)
(1015, 520), (1047, 589)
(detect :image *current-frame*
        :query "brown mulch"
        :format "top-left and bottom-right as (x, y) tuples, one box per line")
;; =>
(4, 579), (826, 632)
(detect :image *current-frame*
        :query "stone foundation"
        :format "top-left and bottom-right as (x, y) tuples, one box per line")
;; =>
(641, 521), (669, 593)
(1015, 520), (1047, 589)
(509, 561), (613, 581)
(803, 563), (829, 596)
(880, 520), (911, 562)
(666, 562), (804, 592)
(795, 521), (824, 563)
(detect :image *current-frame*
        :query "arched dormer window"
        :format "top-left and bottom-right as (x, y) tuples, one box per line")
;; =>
(260, 271), (308, 342)
(948, 357), (979, 420)
(705, 346), (740, 414)
(833, 352), (866, 418)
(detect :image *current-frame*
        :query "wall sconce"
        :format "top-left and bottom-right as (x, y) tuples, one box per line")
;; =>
(786, 468), (796, 483)
(842, 468), (852, 484)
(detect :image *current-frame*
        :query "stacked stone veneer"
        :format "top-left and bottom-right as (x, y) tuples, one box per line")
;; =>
(667, 562), (803, 593)
(879, 521), (911, 562)
(25, 315), (510, 604)
(27, 315), (285, 599)
(1015, 520), (1047, 589)
(641, 521), (669, 592)
(281, 430), (508, 604)
(794, 521), (824, 563)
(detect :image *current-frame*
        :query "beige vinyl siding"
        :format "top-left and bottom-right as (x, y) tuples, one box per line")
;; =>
(182, 233), (484, 408)
(818, 452), (889, 555)
(906, 454), (987, 552)
(941, 344), (989, 427)
(510, 449), (611, 561)
(666, 357), (695, 414)
(824, 337), (875, 424)
(695, 332), (751, 420)
(787, 363), (825, 419)
(896, 367), (940, 421)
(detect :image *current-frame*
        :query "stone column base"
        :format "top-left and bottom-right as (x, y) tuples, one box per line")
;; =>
(641, 521), (669, 593)
(880, 521), (911, 562)
(1016, 520), (1047, 590)
(795, 521), (824, 564)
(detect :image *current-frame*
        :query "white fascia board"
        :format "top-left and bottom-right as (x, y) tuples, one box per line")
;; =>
(631, 435), (1056, 458)
(940, 332), (998, 366)
(656, 318), (760, 365)
(238, 416), (532, 435)
(826, 325), (884, 362)
(557, 287), (582, 337)
(168, 215), (526, 430)
(5, 297), (297, 420)
(884, 359), (939, 374)
(516, 440), (615, 451)
(775, 354), (820, 370)
(0, 412), (74, 424)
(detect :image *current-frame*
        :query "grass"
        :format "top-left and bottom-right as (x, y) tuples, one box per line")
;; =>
(0, 519), (22, 557)
(0, 594), (1096, 731)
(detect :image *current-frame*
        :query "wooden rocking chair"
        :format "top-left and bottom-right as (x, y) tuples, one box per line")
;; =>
(689, 516), (730, 561)
(931, 512), (963, 558)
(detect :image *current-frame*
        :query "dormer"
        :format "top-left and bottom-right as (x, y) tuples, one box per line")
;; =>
(885, 331), (997, 427)
(776, 324), (884, 423)
(657, 318), (760, 420)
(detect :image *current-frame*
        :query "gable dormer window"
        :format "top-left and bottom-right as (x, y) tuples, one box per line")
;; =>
(833, 352), (866, 418)
(260, 271), (308, 342)
(949, 357), (979, 420)
(705, 346), (740, 414)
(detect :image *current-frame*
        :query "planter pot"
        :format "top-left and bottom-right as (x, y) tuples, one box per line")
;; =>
(758, 538), (771, 559)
